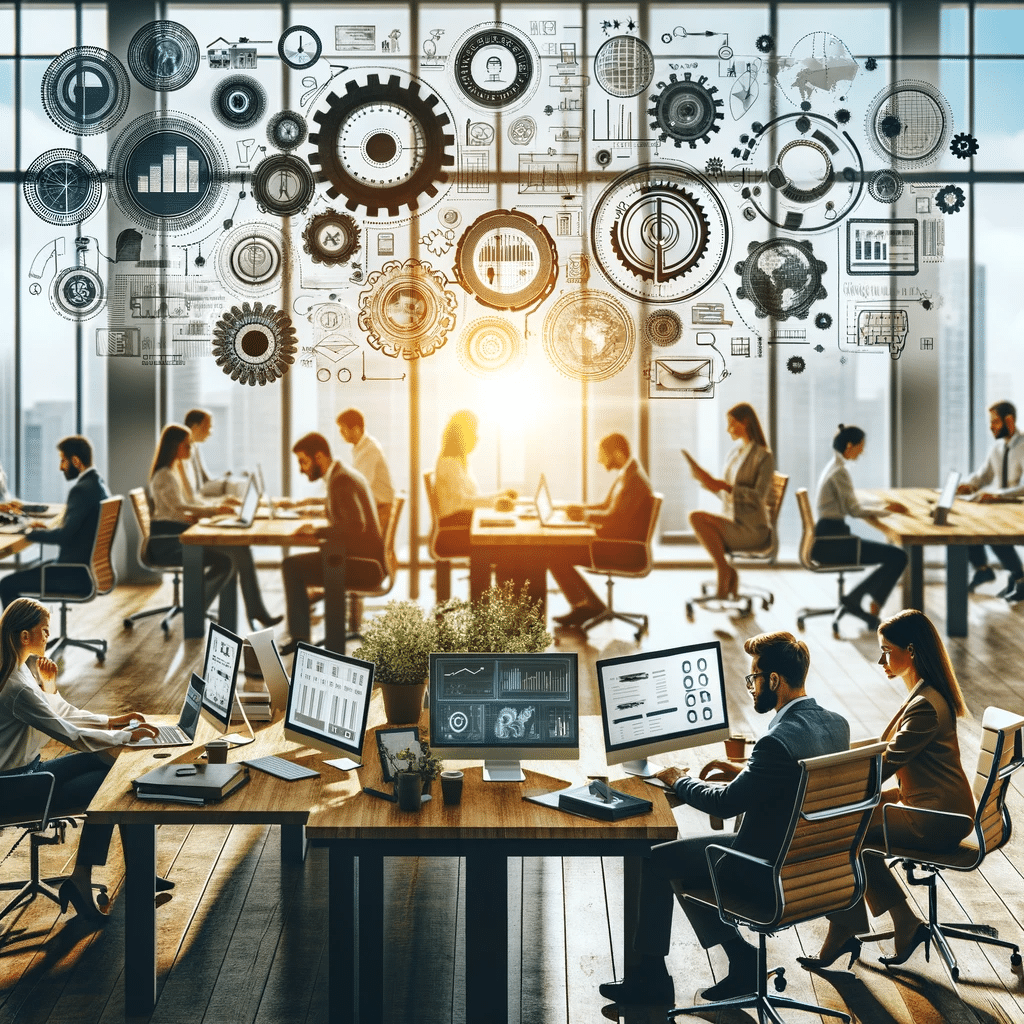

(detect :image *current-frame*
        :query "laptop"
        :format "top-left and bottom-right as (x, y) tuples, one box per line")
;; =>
(256, 463), (298, 520)
(534, 474), (579, 528)
(209, 474), (259, 528)
(126, 672), (206, 747)
(932, 470), (960, 524)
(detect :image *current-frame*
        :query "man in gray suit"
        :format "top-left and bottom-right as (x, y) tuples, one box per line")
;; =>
(599, 631), (850, 1007)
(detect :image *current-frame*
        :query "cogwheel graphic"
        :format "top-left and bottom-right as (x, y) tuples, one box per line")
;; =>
(212, 75), (266, 129)
(756, 34), (774, 54)
(735, 238), (828, 321)
(704, 157), (724, 178)
(302, 209), (361, 266)
(935, 184), (965, 214)
(648, 72), (724, 148)
(950, 132), (979, 159)
(307, 71), (455, 218)
(814, 312), (833, 330)
(835, 108), (851, 124)
(865, 57), (879, 71)
(787, 355), (806, 374)
(267, 109), (307, 151)
(646, 310), (683, 347)
(212, 302), (297, 386)
(868, 168), (904, 204)
(458, 318), (526, 378)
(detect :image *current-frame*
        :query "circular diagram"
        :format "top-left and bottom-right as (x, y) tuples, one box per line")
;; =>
(454, 210), (557, 311)
(127, 21), (200, 92)
(50, 266), (105, 320)
(507, 116), (536, 145)
(212, 75), (267, 129)
(649, 72), (724, 148)
(742, 113), (864, 232)
(450, 24), (540, 111)
(773, 32), (859, 108)
(41, 46), (130, 135)
(868, 168), (904, 204)
(735, 238), (827, 321)
(543, 291), (635, 383)
(458, 319), (526, 378)
(302, 209), (361, 265)
(865, 80), (952, 169)
(278, 25), (322, 70)
(591, 164), (731, 303)
(595, 36), (654, 98)
(216, 222), (288, 298)
(212, 302), (298, 386)
(267, 109), (308, 151)
(308, 71), (455, 217)
(24, 149), (103, 226)
(251, 153), (316, 216)
(357, 259), (457, 359)
(108, 112), (229, 233)
(645, 310), (682, 347)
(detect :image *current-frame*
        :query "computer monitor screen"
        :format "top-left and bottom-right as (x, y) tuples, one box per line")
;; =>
(284, 641), (374, 765)
(246, 627), (290, 711)
(429, 653), (579, 781)
(200, 622), (243, 732)
(597, 641), (729, 777)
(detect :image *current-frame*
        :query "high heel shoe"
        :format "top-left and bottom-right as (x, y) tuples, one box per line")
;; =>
(879, 923), (930, 967)
(58, 878), (109, 928)
(796, 936), (862, 971)
(251, 613), (283, 630)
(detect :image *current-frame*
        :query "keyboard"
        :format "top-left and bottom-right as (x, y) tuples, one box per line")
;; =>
(128, 723), (190, 747)
(243, 755), (320, 781)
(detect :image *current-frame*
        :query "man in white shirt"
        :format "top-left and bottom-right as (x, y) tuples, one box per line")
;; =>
(336, 408), (395, 535)
(956, 400), (1024, 599)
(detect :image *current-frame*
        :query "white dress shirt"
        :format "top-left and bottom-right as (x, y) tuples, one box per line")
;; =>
(815, 452), (890, 520)
(351, 433), (395, 508)
(434, 456), (480, 519)
(965, 429), (1024, 498)
(150, 465), (214, 521)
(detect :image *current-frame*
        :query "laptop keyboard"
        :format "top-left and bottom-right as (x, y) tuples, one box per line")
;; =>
(243, 755), (320, 781)
(132, 724), (188, 745)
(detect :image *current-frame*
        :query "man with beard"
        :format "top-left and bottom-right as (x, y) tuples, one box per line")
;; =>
(278, 432), (384, 655)
(599, 631), (849, 1008)
(0, 436), (109, 607)
(956, 400), (1024, 599)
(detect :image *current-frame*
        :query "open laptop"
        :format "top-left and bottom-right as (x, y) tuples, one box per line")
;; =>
(256, 463), (298, 519)
(209, 474), (259, 528)
(534, 474), (579, 528)
(931, 470), (960, 524)
(126, 672), (205, 747)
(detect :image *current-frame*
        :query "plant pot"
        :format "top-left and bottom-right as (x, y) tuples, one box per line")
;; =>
(380, 681), (426, 723)
(395, 772), (423, 812)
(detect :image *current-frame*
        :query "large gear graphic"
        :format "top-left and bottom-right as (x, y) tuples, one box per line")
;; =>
(212, 302), (297, 386)
(357, 259), (457, 359)
(302, 209), (361, 266)
(458, 318), (526, 378)
(935, 184), (965, 214)
(24, 149), (103, 226)
(307, 71), (455, 218)
(735, 238), (827, 321)
(42, 46), (130, 136)
(648, 72), (724, 148)
(950, 132), (979, 159)
(251, 154), (316, 217)
(543, 290), (635, 383)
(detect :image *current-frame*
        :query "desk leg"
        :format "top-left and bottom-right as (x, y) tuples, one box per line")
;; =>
(623, 856), (642, 976)
(122, 823), (157, 1015)
(182, 545), (205, 638)
(280, 824), (307, 864)
(328, 846), (355, 1024)
(947, 546), (969, 637)
(359, 854), (385, 1024)
(218, 567), (238, 634)
(465, 853), (508, 1024)
(902, 546), (924, 610)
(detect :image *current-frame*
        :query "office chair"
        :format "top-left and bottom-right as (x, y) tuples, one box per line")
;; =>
(863, 706), (1024, 980)
(423, 471), (469, 602)
(22, 495), (122, 664)
(794, 488), (866, 637)
(686, 472), (788, 621)
(669, 741), (887, 1024)
(123, 487), (183, 634)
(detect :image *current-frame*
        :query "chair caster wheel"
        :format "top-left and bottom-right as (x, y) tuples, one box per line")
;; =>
(774, 972), (786, 992)
(161, 621), (170, 634)
(831, 624), (840, 638)
(685, 603), (694, 622)
(950, 966), (960, 981)
(123, 619), (134, 629)
(96, 891), (109, 907)
(1011, 952), (1022, 967)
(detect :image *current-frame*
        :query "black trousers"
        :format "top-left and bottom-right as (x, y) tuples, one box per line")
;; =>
(0, 561), (92, 608)
(812, 518), (908, 607)
(967, 543), (1023, 580)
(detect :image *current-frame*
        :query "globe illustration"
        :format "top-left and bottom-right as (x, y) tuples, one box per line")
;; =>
(595, 36), (654, 98)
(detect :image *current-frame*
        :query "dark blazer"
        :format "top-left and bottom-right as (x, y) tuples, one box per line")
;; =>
(26, 468), (109, 565)
(731, 444), (775, 535)
(324, 460), (384, 564)
(674, 697), (850, 865)
(590, 458), (655, 542)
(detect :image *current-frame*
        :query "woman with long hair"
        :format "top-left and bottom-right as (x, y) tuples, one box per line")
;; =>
(683, 402), (775, 599)
(148, 424), (281, 627)
(0, 599), (158, 924)
(798, 609), (974, 971)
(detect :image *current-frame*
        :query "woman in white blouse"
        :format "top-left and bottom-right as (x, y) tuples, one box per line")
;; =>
(812, 424), (909, 629)
(684, 403), (775, 599)
(0, 598), (158, 924)
(148, 424), (281, 628)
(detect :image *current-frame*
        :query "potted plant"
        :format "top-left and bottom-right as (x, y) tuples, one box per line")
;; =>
(383, 740), (444, 810)
(433, 580), (552, 654)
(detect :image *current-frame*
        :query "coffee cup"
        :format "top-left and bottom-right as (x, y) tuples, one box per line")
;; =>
(441, 770), (464, 806)
(724, 734), (748, 760)
(206, 739), (229, 764)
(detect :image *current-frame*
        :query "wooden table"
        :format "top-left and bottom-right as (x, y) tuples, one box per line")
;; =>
(866, 487), (1024, 636)
(0, 531), (34, 561)
(470, 509), (594, 615)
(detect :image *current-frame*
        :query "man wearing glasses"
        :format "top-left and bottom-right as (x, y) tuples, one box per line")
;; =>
(599, 631), (850, 1008)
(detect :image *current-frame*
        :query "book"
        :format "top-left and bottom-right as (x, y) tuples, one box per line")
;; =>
(557, 783), (653, 821)
(132, 763), (251, 804)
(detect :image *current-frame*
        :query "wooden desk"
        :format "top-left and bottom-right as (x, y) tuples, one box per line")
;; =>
(0, 531), (34, 561)
(866, 487), (1024, 636)
(470, 509), (594, 615)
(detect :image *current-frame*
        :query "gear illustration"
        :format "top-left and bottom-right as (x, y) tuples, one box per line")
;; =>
(735, 238), (828, 321)
(42, 46), (130, 135)
(648, 72), (724, 148)
(950, 131), (979, 159)
(835, 108), (851, 124)
(458, 318), (526, 378)
(267, 109), (308, 151)
(24, 149), (103, 226)
(865, 57), (879, 71)
(251, 154), (316, 217)
(212, 75), (266, 129)
(212, 302), (297, 387)
(868, 168), (904, 204)
(357, 259), (457, 359)
(756, 34), (774, 54)
(50, 266), (105, 321)
(216, 222), (289, 298)
(302, 209), (361, 266)
(787, 355), (806, 374)
(645, 310), (683, 347)
(814, 312), (833, 330)
(307, 71), (455, 218)
(935, 184), (966, 214)
(704, 157), (724, 178)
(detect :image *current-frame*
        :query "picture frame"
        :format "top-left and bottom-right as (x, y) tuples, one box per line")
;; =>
(376, 726), (420, 782)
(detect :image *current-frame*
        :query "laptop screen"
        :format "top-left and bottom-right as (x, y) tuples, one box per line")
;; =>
(534, 475), (553, 522)
(937, 469), (960, 511)
(179, 672), (206, 738)
(237, 475), (259, 525)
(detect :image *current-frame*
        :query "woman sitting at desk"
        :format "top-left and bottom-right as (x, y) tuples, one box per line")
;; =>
(799, 608), (974, 970)
(148, 424), (281, 628)
(684, 402), (775, 599)
(0, 598), (160, 924)
(813, 424), (908, 630)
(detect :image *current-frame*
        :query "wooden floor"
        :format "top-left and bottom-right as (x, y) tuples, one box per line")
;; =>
(3, 563), (1024, 1024)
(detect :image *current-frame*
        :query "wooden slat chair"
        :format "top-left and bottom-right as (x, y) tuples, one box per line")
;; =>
(686, 472), (788, 621)
(22, 495), (122, 664)
(669, 741), (887, 1024)
(341, 492), (405, 642)
(423, 470), (469, 602)
(123, 487), (184, 634)
(865, 706), (1024, 980)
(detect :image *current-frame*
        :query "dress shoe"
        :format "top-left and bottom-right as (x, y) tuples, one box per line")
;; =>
(969, 566), (996, 592)
(553, 603), (604, 629)
(1006, 580), (1024, 605)
(797, 936), (862, 971)
(879, 922), (930, 967)
(156, 876), (175, 892)
(58, 878), (109, 928)
(840, 597), (879, 631)
(598, 969), (674, 1005)
(251, 613), (284, 630)
(699, 969), (755, 1002)
(999, 575), (1021, 599)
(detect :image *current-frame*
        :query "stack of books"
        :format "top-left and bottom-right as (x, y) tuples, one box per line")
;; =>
(231, 681), (272, 723)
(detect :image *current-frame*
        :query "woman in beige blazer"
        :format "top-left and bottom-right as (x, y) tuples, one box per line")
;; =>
(684, 402), (775, 598)
(799, 609), (974, 971)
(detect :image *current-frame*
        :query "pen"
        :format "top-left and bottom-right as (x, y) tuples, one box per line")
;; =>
(363, 786), (397, 803)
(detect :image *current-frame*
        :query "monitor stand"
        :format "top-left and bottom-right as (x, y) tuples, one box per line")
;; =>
(483, 760), (525, 782)
(621, 758), (662, 778)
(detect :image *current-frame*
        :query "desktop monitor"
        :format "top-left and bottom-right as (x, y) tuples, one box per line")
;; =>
(284, 641), (375, 769)
(429, 653), (579, 782)
(200, 622), (244, 739)
(597, 641), (730, 777)
(246, 626), (290, 712)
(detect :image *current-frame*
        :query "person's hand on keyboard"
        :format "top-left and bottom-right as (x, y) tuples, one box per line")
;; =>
(653, 765), (689, 789)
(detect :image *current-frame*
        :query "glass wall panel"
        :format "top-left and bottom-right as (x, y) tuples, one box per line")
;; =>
(975, 4), (1024, 55)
